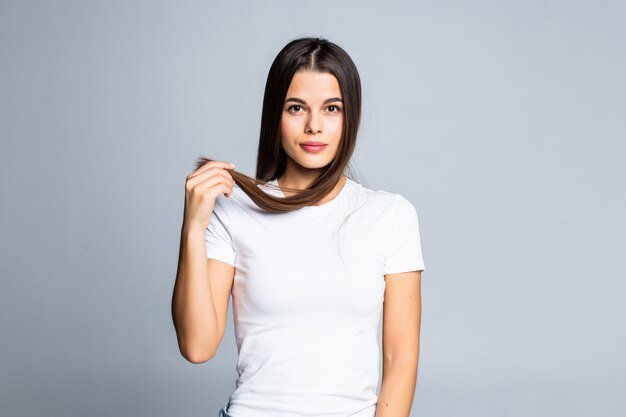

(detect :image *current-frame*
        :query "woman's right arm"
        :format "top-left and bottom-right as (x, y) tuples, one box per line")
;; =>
(171, 160), (236, 364)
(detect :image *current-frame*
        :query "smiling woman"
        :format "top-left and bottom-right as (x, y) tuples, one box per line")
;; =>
(281, 71), (344, 163)
(171, 36), (426, 417)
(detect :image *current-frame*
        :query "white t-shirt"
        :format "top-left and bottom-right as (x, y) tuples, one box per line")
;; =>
(205, 177), (425, 417)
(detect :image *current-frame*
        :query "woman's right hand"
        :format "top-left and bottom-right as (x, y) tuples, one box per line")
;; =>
(183, 160), (236, 232)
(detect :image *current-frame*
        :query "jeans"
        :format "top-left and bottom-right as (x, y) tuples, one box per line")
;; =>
(218, 403), (232, 417)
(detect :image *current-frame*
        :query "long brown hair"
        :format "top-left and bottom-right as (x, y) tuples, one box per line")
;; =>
(195, 36), (362, 213)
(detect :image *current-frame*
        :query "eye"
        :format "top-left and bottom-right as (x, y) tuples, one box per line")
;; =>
(287, 105), (303, 113)
(327, 105), (342, 112)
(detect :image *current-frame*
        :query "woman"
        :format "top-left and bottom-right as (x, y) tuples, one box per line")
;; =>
(171, 37), (426, 417)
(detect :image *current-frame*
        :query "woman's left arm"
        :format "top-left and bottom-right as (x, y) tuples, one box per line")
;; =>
(375, 270), (422, 417)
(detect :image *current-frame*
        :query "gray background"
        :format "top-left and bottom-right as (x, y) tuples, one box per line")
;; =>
(1, 0), (624, 416)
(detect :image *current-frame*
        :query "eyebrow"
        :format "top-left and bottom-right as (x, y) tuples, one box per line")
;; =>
(284, 97), (344, 105)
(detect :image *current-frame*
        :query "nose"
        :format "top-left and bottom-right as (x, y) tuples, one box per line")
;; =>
(305, 111), (322, 134)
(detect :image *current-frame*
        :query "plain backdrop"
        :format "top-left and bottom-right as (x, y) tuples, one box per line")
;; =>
(1, 1), (625, 416)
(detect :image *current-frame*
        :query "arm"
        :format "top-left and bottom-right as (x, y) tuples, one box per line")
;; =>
(375, 270), (422, 417)
(171, 160), (236, 364)
(171, 226), (235, 363)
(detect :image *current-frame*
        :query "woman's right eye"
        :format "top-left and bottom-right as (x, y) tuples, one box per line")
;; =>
(287, 105), (303, 112)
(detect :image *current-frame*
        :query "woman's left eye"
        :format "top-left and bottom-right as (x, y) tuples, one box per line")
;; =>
(327, 105), (342, 112)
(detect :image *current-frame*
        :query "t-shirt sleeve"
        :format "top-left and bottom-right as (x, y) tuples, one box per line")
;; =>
(204, 196), (237, 267)
(383, 195), (426, 275)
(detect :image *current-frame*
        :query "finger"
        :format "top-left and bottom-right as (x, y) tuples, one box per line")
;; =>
(193, 171), (235, 194)
(188, 167), (235, 191)
(188, 160), (235, 180)
(192, 160), (235, 177)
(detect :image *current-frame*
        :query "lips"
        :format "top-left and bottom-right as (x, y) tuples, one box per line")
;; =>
(300, 142), (327, 153)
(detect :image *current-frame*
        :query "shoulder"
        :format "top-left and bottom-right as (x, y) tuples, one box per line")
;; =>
(352, 180), (417, 219)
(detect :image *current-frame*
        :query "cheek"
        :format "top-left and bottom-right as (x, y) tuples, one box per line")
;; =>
(280, 117), (298, 138)
(330, 117), (343, 137)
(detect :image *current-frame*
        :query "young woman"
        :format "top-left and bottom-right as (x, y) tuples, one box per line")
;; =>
(172, 37), (426, 417)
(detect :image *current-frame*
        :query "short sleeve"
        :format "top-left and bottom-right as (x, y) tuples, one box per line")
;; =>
(383, 195), (426, 275)
(204, 197), (237, 267)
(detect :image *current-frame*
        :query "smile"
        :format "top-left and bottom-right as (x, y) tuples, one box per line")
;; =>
(300, 144), (327, 153)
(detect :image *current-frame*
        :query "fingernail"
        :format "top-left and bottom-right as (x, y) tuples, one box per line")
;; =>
(230, 163), (236, 168)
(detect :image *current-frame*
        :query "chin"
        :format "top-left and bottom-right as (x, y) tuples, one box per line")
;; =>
(293, 157), (334, 170)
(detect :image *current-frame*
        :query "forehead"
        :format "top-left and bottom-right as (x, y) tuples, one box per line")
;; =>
(286, 70), (342, 99)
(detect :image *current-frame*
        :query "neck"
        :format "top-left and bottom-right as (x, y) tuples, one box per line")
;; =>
(277, 174), (347, 205)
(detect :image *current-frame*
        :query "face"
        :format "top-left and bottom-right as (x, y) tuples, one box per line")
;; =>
(280, 70), (344, 173)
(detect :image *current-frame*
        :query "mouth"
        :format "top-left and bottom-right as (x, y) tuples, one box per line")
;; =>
(300, 143), (328, 153)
